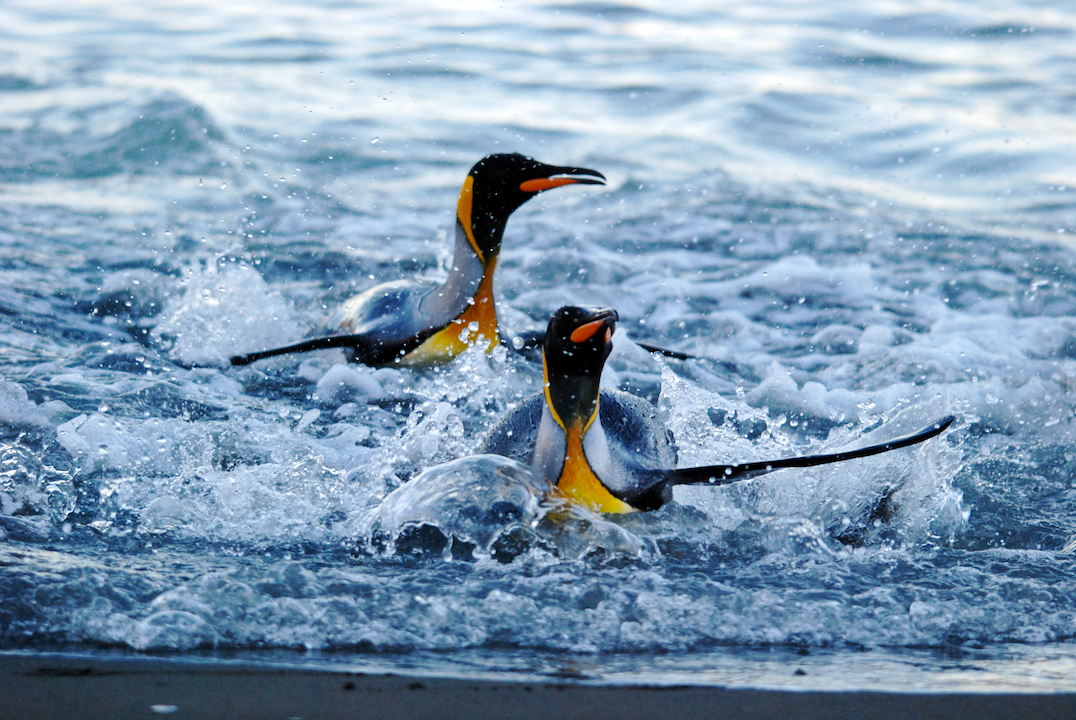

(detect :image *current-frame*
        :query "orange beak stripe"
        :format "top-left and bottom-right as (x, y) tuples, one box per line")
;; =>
(570, 319), (606, 344)
(520, 177), (580, 193)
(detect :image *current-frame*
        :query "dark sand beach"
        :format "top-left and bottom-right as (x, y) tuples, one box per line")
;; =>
(3, 652), (1076, 720)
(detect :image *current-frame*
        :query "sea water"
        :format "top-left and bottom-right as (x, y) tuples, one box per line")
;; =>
(3, 0), (1076, 690)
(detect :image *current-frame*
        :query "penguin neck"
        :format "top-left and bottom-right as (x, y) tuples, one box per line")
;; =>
(435, 221), (497, 331)
(442, 221), (495, 295)
(445, 172), (505, 309)
(544, 371), (601, 435)
(537, 358), (636, 514)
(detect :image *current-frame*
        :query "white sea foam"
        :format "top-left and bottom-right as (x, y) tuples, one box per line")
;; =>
(4, 0), (1076, 676)
(151, 262), (303, 367)
(0, 377), (49, 429)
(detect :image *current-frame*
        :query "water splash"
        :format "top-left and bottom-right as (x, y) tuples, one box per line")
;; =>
(152, 261), (303, 367)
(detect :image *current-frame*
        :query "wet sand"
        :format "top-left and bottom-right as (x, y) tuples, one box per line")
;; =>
(3, 652), (1076, 720)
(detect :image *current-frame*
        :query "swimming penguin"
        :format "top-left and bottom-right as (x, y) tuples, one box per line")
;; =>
(230, 154), (606, 368)
(481, 306), (955, 513)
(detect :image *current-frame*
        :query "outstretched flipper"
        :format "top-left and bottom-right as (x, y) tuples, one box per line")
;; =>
(231, 336), (354, 367)
(230, 332), (420, 367)
(230, 281), (438, 367)
(620, 415), (956, 511)
(634, 341), (694, 361)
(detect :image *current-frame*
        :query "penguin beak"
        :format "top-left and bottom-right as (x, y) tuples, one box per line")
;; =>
(570, 308), (618, 344)
(519, 165), (606, 193)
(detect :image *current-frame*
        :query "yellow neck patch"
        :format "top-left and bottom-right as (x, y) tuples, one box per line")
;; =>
(398, 257), (500, 366)
(456, 175), (483, 263)
(541, 359), (635, 514)
(554, 425), (636, 514)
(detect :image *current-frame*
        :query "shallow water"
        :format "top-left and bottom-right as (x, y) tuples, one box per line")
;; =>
(3, 0), (1076, 689)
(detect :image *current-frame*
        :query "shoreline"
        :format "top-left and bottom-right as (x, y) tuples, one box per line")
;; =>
(3, 651), (1076, 720)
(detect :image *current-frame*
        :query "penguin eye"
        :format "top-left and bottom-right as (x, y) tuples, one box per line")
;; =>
(569, 319), (605, 343)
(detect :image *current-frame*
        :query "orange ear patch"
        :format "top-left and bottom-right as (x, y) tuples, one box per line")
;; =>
(456, 175), (483, 262)
(570, 319), (605, 343)
(520, 177), (579, 193)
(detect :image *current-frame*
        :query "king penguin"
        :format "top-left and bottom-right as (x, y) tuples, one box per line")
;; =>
(230, 154), (606, 368)
(481, 306), (955, 513)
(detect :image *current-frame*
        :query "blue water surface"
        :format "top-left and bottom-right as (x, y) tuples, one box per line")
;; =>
(3, 0), (1076, 691)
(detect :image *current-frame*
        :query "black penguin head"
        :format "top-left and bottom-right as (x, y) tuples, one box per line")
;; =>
(459, 154), (605, 262)
(542, 306), (617, 427)
(544, 305), (618, 378)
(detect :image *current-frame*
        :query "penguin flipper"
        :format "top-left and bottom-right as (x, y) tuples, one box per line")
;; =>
(230, 280), (446, 367)
(633, 341), (695, 361)
(230, 334), (377, 366)
(612, 415), (954, 512)
(659, 414), (955, 492)
(229, 331), (432, 367)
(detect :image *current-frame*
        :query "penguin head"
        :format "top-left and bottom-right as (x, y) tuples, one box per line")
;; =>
(458, 154), (605, 263)
(542, 306), (617, 427)
(544, 305), (617, 377)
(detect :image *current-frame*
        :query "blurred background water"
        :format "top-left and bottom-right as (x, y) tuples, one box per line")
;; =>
(3, 0), (1076, 689)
